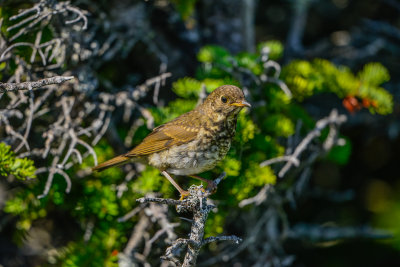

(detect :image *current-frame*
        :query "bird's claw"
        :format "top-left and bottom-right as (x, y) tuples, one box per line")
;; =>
(179, 190), (190, 200)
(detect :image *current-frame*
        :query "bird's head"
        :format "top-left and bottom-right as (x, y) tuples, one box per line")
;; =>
(201, 85), (251, 121)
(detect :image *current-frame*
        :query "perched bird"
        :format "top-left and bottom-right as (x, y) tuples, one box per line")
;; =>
(92, 85), (251, 198)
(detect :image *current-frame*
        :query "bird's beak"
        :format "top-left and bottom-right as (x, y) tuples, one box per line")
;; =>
(230, 100), (251, 108)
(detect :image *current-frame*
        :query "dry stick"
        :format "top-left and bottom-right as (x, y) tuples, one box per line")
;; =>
(124, 214), (150, 257)
(9, 4), (40, 22)
(278, 109), (346, 178)
(92, 112), (111, 145)
(0, 76), (74, 93)
(7, 1), (88, 42)
(118, 206), (142, 223)
(150, 203), (178, 243)
(202, 235), (242, 246)
(30, 31), (46, 65)
(37, 135), (72, 199)
(14, 90), (34, 152)
(1, 42), (37, 59)
(9, 11), (52, 42)
(7, 13), (39, 32)
(260, 155), (300, 167)
(65, 5), (88, 30)
(238, 184), (272, 208)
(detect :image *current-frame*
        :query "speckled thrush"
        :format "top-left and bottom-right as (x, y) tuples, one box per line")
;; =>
(92, 85), (251, 198)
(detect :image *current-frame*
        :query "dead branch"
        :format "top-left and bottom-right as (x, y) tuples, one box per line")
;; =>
(278, 109), (347, 178)
(0, 76), (74, 93)
(136, 173), (241, 267)
(6, 0), (88, 42)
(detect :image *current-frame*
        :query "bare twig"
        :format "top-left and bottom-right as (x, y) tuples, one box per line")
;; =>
(202, 235), (243, 246)
(65, 5), (88, 30)
(278, 109), (347, 178)
(238, 184), (272, 207)
(123, 214), (150, 257)
(260, 155), (300, 167)
(14, 90), (34, 152)
(6, 0), (88, 42)
(118, 206), (143, 223)
(0, 76), (74, 93)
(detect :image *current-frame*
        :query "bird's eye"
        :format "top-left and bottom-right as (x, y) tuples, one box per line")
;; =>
(221, 96), (227, 103)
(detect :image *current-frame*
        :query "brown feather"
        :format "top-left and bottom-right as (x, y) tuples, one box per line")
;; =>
(125, 113), (200, 157)
(92, 155), (130, 172)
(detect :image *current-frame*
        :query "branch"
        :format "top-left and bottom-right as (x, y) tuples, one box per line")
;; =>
(136, 197), (182, 206)
(202, 235), (243, 246)
(0, 76), (74, 93)
(278, 109), (347, 178)
(136, 172), (240, 267)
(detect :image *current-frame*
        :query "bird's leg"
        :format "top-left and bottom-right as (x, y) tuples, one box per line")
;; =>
(161, 171), (189, 200)
(189, 175), (218, 193)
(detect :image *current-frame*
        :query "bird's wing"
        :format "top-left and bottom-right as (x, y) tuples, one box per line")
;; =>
(125, 119), (200, 157)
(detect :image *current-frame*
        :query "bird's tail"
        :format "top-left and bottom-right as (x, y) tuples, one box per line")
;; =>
(92, 155), (130, 172)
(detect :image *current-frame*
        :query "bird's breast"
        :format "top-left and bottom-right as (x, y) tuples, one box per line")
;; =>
(147, 116), (237, 176)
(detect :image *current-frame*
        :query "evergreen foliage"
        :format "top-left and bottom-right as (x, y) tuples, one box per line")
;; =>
(282, 60), (392, 114)
(0, 143), (36, 180)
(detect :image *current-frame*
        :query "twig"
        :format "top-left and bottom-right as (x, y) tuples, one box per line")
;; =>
(118, 206), (143, 223)
(65, 5), (88, 30)
(123, 214), (150, 257)
(202, 235), (243, 246)
(238, 184), (272, 207)
(137, 197), (183, 206)
(0, 76), (74, 93)
(260, 156), (300, 167)
(278, 109), (347, 178)
(265, 77), (293, 98)
(14, 90), (35, 152)
(212, 172), (226, 187)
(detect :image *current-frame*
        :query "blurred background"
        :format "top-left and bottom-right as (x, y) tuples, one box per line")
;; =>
(0, 0), (400, 266)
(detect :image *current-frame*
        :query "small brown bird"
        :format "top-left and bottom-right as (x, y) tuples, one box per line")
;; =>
(93, 85), (251, 198)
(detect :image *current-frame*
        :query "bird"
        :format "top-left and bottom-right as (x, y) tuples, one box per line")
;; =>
(92, 85), (251, 198)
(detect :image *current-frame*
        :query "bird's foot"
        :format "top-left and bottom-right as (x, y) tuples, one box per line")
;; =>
(189, 175), (218, 194)
(179, 190), (190, 200)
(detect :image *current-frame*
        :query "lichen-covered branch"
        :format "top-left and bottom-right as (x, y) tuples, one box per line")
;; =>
(0, 76), (74, 93)
(136, 173), (241, 267)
